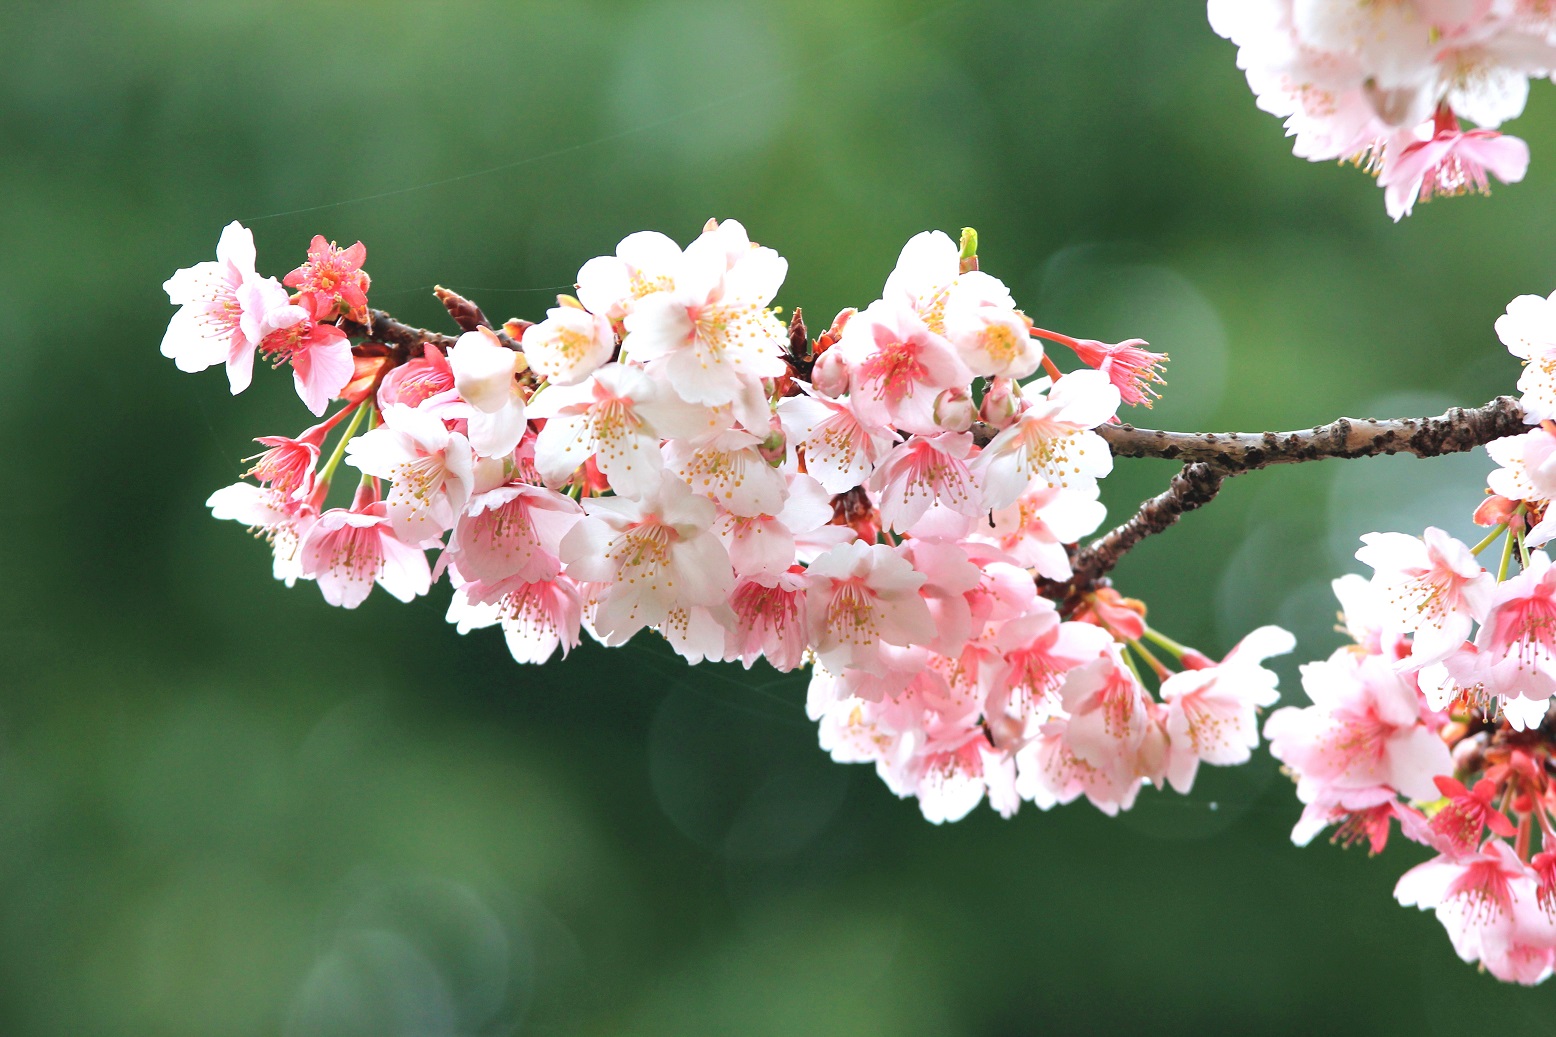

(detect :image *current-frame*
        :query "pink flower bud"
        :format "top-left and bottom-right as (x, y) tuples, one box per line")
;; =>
(978, 377), (1021, 429)
(933, 387), (976, 432)
(810, 347), (851, 397)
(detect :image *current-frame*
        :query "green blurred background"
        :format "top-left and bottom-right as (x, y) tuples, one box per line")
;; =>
(3, 0), (1555, 1033)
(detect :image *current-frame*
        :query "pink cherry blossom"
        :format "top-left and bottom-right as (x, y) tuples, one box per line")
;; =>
(448, 329), (529, 459)
(1459, 550), (1556, 726)
(284, 236), (370, 323)
(1496, 289), (1556, 421)
(869, 432), (984, 533)
(1066, 336), (1169, 408)
(299, 485), (432, 609)
(727, 570), (810, 671)
(804, 541), (935, 677)
(378, 343), (454, 410)
(1355, 527), (1494, 665)
(835, 301), (972, 436)
(206, 481), (318, 587)
(667, 429), (788, 518)
(1264, 649), (1452, 804)
(161, 221), (273, 376)
(622, 220), (788, 407)
(1378, 125), (1530, 221)
(447, 572), (585, 665)
(445, 483), (582, 584)
(575, 229), (686, 322)
(777, 388), (900, 495)
(975, 369), (1120, 511)
(521, 300), (616, 386)
(253, 314), (355, 416)
(975, 485), (1108, 581)
(559, 473), (733, 643)
(1486, 424), (1556, 506)
(530, 363), (713, 498)
(1160, 625), (1295, 793)
(345, 403), (475, 544)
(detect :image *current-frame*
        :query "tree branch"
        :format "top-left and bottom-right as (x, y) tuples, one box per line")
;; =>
(1098, 396), (1527, 470)
(1052, 396), (1530, 606)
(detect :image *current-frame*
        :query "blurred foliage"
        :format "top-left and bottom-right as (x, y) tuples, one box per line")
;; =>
(2, 0), (1554, 1033)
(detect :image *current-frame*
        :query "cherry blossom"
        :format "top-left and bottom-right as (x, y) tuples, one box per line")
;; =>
(1355, 527), (1494, 665)
(299, 485), (432, 609)
(284, 236), (371, 323)
(1496, 288), (1556, 421)
(345, 403), (475, 544)
(975, 368), (1120, 510)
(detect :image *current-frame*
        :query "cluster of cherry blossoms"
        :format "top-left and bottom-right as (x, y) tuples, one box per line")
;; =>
(1273, 285), (1556, 985)
(160, 218), (1303, 825)
(1209, 0), (1556, 219)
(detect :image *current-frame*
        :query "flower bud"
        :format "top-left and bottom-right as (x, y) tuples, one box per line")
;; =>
(933, 387), (976, 432)
(979, 376), (1022, 429)
(759, 429), (787, 467)
(810, 347), (851, 397)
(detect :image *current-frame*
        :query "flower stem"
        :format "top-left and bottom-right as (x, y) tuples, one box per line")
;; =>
(317, 401), (370, 488)
(1470, 523), (1509, 556)
(1126, 637), (1172, 680)
(1141, 626), (1189, 659)
(1499, 525), (1516, 582)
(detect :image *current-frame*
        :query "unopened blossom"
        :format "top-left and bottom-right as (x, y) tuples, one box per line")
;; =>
(1161, 625), (1295, 793)
(559, 473), (733, 644)
(804, 541), (935, 677)
(284, 236), (371, 323)
(345, 404), (475, 544)
(869, 432), (984, 533)
(1355, 527), (1494, 665)
(835, 300), (973, 436)
(622, 220), (789, 407)
(447, 573), (585, 665)
(530, 363), (714, 497)
(448, 329), (529, 459)
(299, 485), (432, 609)
(522, 299), (616, 386)
(1496, 289), (1556, 421)
(976, 369), (1120, 511)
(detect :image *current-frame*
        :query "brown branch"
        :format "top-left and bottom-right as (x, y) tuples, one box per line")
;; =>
(339, 309), (461, 358)
(1098, 396), (1527, 470)
(1052, 396), (1530, 607)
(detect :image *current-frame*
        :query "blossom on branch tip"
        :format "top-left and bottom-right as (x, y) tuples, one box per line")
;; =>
(284, 236), (370, 323)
